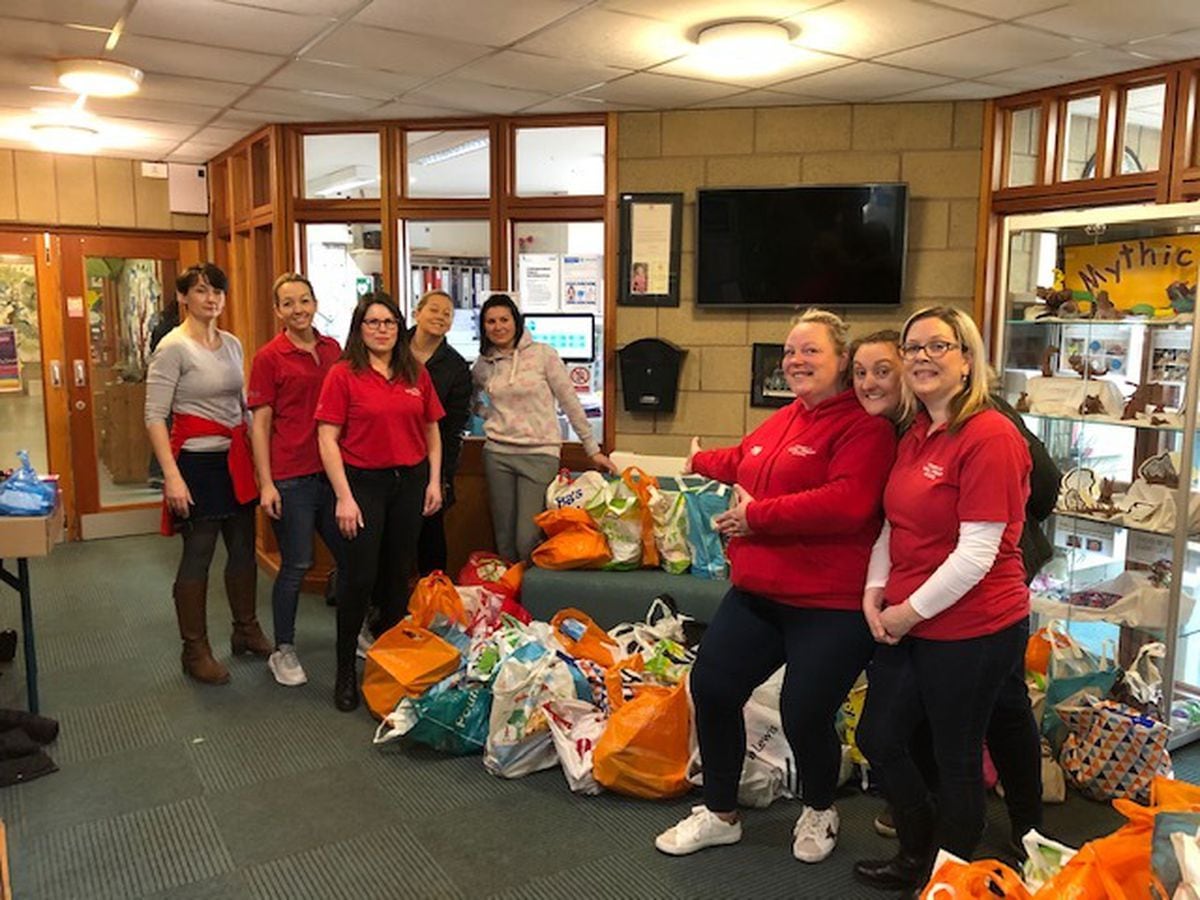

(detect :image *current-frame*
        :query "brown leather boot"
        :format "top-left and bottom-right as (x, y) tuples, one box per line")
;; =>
(174, 580), (231, 685)
(226, 567), (272, 657)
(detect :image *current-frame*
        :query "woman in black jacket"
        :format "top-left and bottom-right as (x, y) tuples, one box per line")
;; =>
(409, 290), (472, 573)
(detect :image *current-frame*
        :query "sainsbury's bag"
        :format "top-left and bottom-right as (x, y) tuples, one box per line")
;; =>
(406, 571), (467, 630)
(1058, 695), (1173, 803)
(620, 466), (660, 570)
(361, 624), (462, 719)
(593, 680), (692, 799)
(531, 508), (611, 570)
(551, 608), (624, 668)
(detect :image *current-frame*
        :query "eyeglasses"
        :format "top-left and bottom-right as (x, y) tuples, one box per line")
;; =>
(899, 339), (960, 360)
(362, 318), (399, 331)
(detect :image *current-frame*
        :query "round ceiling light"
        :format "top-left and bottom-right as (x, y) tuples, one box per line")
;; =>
(56, 59), (144, 97)
(31, 122), (103, 154)
(694, 21), (794, 78)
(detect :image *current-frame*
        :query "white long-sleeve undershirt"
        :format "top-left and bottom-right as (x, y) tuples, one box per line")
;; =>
(866, 520), (1006, 620)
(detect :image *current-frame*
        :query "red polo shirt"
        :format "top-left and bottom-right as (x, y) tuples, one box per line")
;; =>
(315, 360), (444, 469)
(247, 330), (341, 481)
(884, 407), (1031, 641)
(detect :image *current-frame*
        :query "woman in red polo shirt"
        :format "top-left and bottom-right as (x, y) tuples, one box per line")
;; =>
(655, 309), (896, 862)
(853, 306), (1032, 892)
(316, 292), (444, 712)
(248, 273), (343, 688)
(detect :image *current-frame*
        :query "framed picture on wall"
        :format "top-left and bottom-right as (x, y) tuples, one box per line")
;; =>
(618, 192), (682, 307)
(751, 343), (793, 408)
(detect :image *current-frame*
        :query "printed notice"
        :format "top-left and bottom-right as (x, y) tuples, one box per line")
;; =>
(630, 202), (672, 295)
(517, 253), (560, 312)
(562, 255), (601, 313)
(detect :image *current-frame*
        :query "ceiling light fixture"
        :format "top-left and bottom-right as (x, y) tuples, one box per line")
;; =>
(310, 164), (378, 197)
(31, 123), (102, 154)
(693, 21), (795, 78)
(413, 137), (489, 166)
(56, 59), (144, 97)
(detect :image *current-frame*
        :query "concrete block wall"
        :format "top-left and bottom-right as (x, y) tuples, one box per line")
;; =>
(0, 149), (208, 232)
(614, 101), (984, 455)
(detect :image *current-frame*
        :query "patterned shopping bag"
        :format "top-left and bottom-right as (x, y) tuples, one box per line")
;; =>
(1057, 695), (1173, 803)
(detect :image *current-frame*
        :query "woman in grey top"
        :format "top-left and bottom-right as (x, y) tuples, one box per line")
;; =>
(145, 263), (270, 685)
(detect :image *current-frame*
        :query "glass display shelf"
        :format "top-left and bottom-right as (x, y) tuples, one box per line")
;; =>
(1019, 409), (1188, 433)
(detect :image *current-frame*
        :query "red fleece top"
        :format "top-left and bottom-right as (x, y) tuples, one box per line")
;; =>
(160, 413), (257, 536)
(691, 389), (897, 609)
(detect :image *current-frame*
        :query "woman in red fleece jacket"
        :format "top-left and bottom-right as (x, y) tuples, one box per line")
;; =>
(655, 308), (896, 861)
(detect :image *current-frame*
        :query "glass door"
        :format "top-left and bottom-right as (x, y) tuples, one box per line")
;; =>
(59, 234), (203, 538)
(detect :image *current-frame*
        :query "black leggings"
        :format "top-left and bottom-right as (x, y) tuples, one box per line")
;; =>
(337, 462), (427, 667)
(176, 506), (256, 584)
(690, 587), (875, 813)
(417, 507), (447, 575)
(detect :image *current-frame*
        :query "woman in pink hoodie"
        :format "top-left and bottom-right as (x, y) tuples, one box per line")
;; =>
(472, 294), (614, 562)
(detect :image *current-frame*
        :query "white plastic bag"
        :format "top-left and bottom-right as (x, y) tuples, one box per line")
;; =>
(608, 597), (693, 658)
(484, 644), (577, 778)
(596, 477), (643, 570)
(648, 485), (690, 574)
(543, 697), (607, 795)
(546, 470), (609, 512)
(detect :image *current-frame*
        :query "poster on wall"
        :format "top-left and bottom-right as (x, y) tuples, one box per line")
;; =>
(1062, 234), (1200, 315)
(0, 325), (20, 392)
(518, 254), (560, 312)
(562, 255), (601, 313)
(618, 193), (682, 307)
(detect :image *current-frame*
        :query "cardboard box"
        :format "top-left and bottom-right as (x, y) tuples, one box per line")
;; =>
(0, 497), (64, 559)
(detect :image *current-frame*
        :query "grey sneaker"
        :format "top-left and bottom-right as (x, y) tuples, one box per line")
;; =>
(268, 644), (307, 687)
(356, 625), (373, 660)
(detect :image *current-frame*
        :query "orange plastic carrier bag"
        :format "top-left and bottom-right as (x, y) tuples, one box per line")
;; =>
(531, 508), (612, 570)
(361, 623), (461, 719)
(406, 571), (467, 629)
(593, 680), (692, 799)
(551, 607), (622, 667)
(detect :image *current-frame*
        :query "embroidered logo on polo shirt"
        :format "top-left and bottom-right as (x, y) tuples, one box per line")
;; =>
(405, 386), (421, 397)
(787, 444), (816, 457)
(922, 462), (944, 481)
(750, 445), (763, 455)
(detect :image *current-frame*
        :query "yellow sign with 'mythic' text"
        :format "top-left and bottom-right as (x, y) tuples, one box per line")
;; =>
(1063, 234), (1199, 312)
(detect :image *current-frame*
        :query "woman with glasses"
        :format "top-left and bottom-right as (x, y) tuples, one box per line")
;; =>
(247, 273), (344, 688)
(655, 309), (896, 863)
(146, 263), (270, 685)
(316, 293), (444, 711)
(472, 293), (615, 563)
(853, 306), (1032, 892)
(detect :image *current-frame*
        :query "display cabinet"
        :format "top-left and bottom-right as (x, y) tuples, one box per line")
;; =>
(995, 201), (1200, 746)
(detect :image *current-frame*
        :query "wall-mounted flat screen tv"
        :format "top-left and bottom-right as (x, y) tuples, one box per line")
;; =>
(697, 184), (907, 307)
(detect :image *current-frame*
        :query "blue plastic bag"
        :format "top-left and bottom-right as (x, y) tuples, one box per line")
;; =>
(681, 478), (730, 580)
(0, 451), (56, 517)
(407, 685), (493, 756)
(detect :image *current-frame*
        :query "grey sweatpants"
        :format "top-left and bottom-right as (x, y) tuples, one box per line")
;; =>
(483, 449), (559, 562)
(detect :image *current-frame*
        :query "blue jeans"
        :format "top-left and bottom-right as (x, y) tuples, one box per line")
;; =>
(269, 473), (344, 647)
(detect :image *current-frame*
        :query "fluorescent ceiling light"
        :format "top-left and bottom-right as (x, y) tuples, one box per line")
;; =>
(31, 123), (102, 154)
(693, 21), (794, 78)
(57, 59), (143, 97)
(311, 164), (377, 197)
(413, 137), (489, 166)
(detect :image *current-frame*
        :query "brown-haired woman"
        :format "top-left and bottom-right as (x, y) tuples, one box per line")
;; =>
(247, 273), (343, 687)
(316, 292), (444, 711)
(145, 263), (270, 685)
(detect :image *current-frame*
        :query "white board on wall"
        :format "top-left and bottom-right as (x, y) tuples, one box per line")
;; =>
(168, 163), (208, 215)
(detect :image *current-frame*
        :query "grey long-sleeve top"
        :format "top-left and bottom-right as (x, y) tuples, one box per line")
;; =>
(144, 327), (247, 452)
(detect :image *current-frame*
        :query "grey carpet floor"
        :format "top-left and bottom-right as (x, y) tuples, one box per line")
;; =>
(3, 534), (1195, 899)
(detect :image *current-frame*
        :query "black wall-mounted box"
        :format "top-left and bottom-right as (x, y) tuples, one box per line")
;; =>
(618, 338), (686, 414)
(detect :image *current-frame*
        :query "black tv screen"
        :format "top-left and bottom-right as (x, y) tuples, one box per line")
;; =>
(697, 184), (907, 307)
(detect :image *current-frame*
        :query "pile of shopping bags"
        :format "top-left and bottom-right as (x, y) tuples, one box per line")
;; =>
(369, 567), (799, 806)
(537, 467), (732, 579)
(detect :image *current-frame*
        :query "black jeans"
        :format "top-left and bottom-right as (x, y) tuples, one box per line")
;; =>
(690, 587), (875, 813)
(858, 618), (1030, 859)
(269, 473), (345, 647)
(417, 507), (448, 575)
(337, 462), (428, 668)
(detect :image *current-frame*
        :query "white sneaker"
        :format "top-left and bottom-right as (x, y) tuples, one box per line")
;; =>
(655, 805), (742, 856)
(355, 625), (372, 660)
(792, 805), (839, 863)
(268, 644), (307, 687)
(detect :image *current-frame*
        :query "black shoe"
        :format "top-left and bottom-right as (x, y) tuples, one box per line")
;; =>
(334, 668), (359, 712)
(0, 630), (16, 663)
(853, 854), (928, 891)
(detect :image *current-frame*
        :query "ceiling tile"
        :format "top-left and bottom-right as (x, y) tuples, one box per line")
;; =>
(86, 96), (224, 125)
(126, 0), (333, 55)
(113, 34), (285, 83)
(0, 0), (127, 28)
(513, 8), (695, 69)
(1018, 0), (1200, 44)
(1124, 29), (1200, 61)
(305, 23), (491, 77)
(878, 22), (1092, 78)
(884, 79), (1012, 100)
(0, 16), (108, 56)
(369, 99), (475, 119)
(0, 57), (60, 91)
(403, 79), (555, 115)
(211, 110), (313, 132)
(166, 141), (228, 163)
(771, 62), (952, 101)
(689, 89), (828, 108)
(520, 96), (635, 114)
(651, 44), (849, 89)
(920, 0), (1069, 18)
(576, 72), (744, 107)
(235, 86), (383, 118)
(354, 0), (588, 47)
(266, 60), (420, 101)
(191, 126), (255, 146)
(452, 50), (629, 95)
(788, 0), (992, 59)
(601, 0), (822, 27)
(221, 0), (363, 14)
(136, 73), (249, 107)
(105, 118), (202, 141)
(985, 48), (1161, 89)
